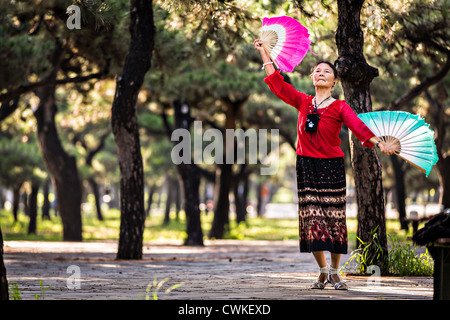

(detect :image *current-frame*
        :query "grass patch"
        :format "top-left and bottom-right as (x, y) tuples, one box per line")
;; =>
(0, 208), (300, 242)
(0, 209), (63, 241)
(343, 227), (434, 276)
(0, 207), (421, 246)
(227, 218), (298, 241)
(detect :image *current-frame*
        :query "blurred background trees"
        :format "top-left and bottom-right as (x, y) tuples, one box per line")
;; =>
(0, 0), (448, 258)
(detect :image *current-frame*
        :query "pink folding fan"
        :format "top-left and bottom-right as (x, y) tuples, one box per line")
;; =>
(260, 16), (316, 72)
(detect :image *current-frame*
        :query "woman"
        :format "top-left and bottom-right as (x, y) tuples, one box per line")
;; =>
(254, 39), (394, 290)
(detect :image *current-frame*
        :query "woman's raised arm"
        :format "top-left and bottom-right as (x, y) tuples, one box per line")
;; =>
(254, 39), (276, 76)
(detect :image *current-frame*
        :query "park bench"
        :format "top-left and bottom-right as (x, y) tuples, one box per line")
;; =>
(412, 210), (450, 300)
(427, 238), (450, 300)
(404, 211), (436, 234)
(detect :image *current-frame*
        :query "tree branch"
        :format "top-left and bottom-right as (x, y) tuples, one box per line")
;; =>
(160, 109), (173, 136)
(0, 70), (109, 123)
(0, 97), (20, 122)
(388, 54), (450, 110)
(0, 71), (107, 104)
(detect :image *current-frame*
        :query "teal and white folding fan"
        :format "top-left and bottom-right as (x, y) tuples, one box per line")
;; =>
(357, 111), (438, 177)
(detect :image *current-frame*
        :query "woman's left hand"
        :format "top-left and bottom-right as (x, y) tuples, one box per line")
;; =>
(378, 142), (395, 156)
(369, 136), (395, 156)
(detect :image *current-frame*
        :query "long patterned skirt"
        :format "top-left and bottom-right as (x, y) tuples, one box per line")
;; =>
(296, 155), (348, 254)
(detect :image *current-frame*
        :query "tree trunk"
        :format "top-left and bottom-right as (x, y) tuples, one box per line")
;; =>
(146, 186), (155, 216)
(171, 100), (204, 245)
(0, 226), (8, 300)
(22, 192), (29, 217)
(208, 97), (246, 239)
(80, 132), (109, 222)
(177, 166), (204, 245)
(12, 185), (20, 222)
(175, 179), (181, 221)
(391, 156), (408, 229)
(88, 177), (103, 221)
(209, 163), (232, 239)
(163, 177), (174, 225)
(256, 182), (263, 217)
(235, 172), (250, 224)
(41, 179), (51, 220)
(34, 43), (82, 241)
(0, 188), (4, 209)
(438, 157), (450, 209)
(425, 86), (449, 209)
(234, 180), (244, 224)
(27, 183), (39, 235)
(335, 0), (387, 267)
(112, 0), (154, 259)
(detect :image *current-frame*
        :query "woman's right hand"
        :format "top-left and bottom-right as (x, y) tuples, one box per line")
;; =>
(253, 39), (265, 53)
(254, 39), (275, 75)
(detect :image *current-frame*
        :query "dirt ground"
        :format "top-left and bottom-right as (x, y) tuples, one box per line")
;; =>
(3, 239), (433, 300)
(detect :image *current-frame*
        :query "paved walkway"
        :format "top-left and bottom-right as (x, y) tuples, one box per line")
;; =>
(3, 240), (433, 300)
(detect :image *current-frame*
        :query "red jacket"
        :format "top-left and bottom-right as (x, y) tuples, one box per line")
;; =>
(264, 71), (375, 158)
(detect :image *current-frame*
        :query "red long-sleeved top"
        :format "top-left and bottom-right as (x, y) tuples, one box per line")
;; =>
(264, 71), (375, 158)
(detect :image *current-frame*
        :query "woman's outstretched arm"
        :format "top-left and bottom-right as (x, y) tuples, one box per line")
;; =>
(254, 39), (275, 76)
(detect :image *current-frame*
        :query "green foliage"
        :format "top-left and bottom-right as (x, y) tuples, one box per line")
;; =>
(387, 235), (434, 277)
(0, 137), (47, 188)
(344, 228), (434, 277)
(75, 0), (118, 32)
(344, 226), (388, 275)
(7, 280), (52, 300)
(0, 0), (53, 88)
(8, 282), (22, 300)
(140, 277), (184, 300)
(0, 208), (63, 241)
(34, 280), (52, 300)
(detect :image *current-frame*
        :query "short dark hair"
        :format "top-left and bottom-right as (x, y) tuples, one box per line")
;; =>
(310, 60), (338, 79)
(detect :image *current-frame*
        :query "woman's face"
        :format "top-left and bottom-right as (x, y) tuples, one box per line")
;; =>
(312, 63), (336, 89)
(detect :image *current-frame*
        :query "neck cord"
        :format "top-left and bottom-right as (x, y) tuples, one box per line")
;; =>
(309, 96), (331, 144)
(313, 95), (332, 111)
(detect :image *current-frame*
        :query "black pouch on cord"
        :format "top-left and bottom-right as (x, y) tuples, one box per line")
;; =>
(305, 113), (320, 132)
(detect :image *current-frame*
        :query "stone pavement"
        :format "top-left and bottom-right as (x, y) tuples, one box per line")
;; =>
(3, 239), (433, 300)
